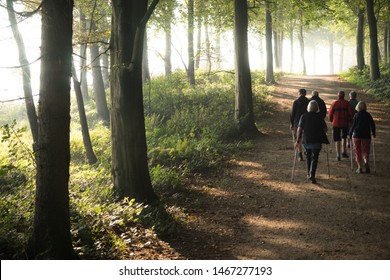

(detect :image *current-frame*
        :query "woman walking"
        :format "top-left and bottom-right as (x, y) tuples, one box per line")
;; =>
(295, 100), (329, 184)
(349, 101), (376, 173)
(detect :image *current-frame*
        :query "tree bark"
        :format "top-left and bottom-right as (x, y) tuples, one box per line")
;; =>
(234, 0), (259, 137)
(142, 31), (151, 83)
(298, 11), (306, 75)
(30, 0), (76, 259)
(90, 41), (110, 124)
(328, 34), (334, 74)
(366, 0), (380, 81)
(72, 62), (98, 165)
(110, 0), (158, 202)
(6, 0), (38, 146)
(165, 22), (172, 76)
(195, 14), (202, 70)
(265, 1), (275, 84)
(187, 0), (195, 85)
(79, 10), (89, 101)
(356, 8), (365, 70)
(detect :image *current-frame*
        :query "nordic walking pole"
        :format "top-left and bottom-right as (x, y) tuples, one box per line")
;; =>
(350, 138), (354, 171)
(326, 144), (330, 178)
(372, 136), (376, 173)
(291, 147), (298, 183)
(290, 129), (297, 183)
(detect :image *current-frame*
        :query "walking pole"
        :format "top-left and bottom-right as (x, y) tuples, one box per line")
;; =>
(291, 147), (298, 183)
(330, 130), (334, 154)
(372, 136), (376, 173)
(350, 138), (354, 171)
(325, 144), (330, 178)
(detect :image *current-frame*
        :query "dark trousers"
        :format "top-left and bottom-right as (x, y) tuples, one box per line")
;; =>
(306, 148), (321, 178)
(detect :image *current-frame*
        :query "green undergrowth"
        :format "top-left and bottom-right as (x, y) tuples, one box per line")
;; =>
(341, 63), (390, 105)
(1, 70), (275, 259)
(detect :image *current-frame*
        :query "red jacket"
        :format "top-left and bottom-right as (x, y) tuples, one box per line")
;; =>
(328, 98), (353, 128)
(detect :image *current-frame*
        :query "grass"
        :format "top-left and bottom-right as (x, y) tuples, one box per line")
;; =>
(0, 70), (275, 259)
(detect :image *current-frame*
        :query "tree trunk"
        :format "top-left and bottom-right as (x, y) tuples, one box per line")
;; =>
(356, 8), (365, 70)
(142, 31), (151, 83)
(102, 50), (110, 89)
(110, 0), (158, 202)
(265, 1), (275, 84)
(339, 45), (344, 73)
(328, 34), (334, 74)
(205, 20), (212, 72)
(290, 22), (294, 73)
(72, 62), (98, 165)
(187, 0), (195, 85)
(234, 0), (259, 137)
(7, 0), (38, 146)
(90, 41), (110, 124)
(298, 11), (306, 75)
(79, 10), (89, 101)
(215, 29), (222, 69)
(164, 22), (172, 76)
(29, 0), (76, 259)
(195, 14), (202, 70)
(273, 30), (280, 69)
(366, 0), (380, 81)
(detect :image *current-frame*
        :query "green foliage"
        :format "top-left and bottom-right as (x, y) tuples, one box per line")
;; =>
(0, 69), (275, 259)
(342, 64), (390, 105)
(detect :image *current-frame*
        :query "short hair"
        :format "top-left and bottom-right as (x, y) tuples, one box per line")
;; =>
(312, 90), (319, 96)
(356, 101), (367, 112)
(307, 100), (319, 113)
(338, 91), (345, 99)
(349, 91), (357, 98)
(299, 88), (307, 96)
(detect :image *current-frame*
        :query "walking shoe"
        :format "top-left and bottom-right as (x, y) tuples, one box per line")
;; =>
(299, 153), (304, 161)
(336, 155), (341, 161)
(364, 163), (370, 173)
(356, 168), (363, 174)
(342, 152), (349, 158)
(310, 177), (317, 184)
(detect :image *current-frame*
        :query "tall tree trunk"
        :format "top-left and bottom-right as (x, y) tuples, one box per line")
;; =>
(329, 34), (334, 74)
(102, 50), (110, 89)
(187, 0), (195, 85)
(339, 45), (345, 73)
(7, 0), (38, 146)
(265, 1), (275, 84)
(72, 62), (98, 165)
(79, 10), (89, 101)
(164, 22), (172, 76)
(142, 31), (150, 83)
(205, 20), (212, 72)
(298, 11), (306, 75)
(215, 29), (221, 69)
(273, 30), (280, 69)
(289, 21), (294, 73)
(90, 42), (110, 124)
(29, 0), (76, 259)
(110, 0), (158, 202)
(195, 14), (202, 69)
(234, 0), (259, 137)
(366, 0), (380, 81)
(356, 8), (365, 70)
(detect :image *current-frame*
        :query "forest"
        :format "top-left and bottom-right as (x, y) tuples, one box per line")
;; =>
(0, 0), (389, 260)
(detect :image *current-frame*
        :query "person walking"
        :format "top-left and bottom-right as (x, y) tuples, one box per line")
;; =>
(349, 101), (376, 173)
(295, 100), (329, 184)
(349, 91), (359, 116)
(310, 90), (327, 119)
(328, 91), (353, 161)
(290, 88), (309, 161)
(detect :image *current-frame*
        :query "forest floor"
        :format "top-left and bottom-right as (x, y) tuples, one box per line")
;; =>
(137, 75), (390, 260)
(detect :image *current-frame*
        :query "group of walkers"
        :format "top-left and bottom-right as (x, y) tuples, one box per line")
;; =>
(290, 88), (376, 184)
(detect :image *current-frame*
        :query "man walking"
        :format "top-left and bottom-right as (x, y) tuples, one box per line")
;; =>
(328, 91), (353, 161)
(310, 90), (327, 119)
(290, 88), (309, 161)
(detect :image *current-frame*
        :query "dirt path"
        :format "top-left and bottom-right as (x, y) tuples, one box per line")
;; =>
(162, 75), (390, 260)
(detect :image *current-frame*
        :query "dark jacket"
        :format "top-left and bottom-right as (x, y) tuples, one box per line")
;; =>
(349, 110), (376, 139)
(290, 95), (309, 127)
(310, 95), (327, 119)
(298, 112), (329, 144)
